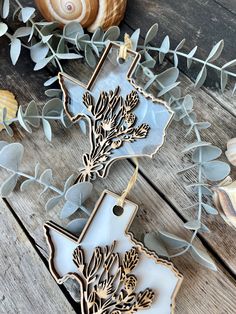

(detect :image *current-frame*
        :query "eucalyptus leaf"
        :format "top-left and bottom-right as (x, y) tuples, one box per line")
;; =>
(203, 161), (230, 181)
(159, 35), (170, 54)
(144, 23), (158, 46)
(175, 39), (186, 51)
(42, 98), (63, 116)
(187, 46), (197, 69)
(64, 22), (84, 39)
(44, 76), (58, 87)
(0, 22), (8, 37)
(1, 0), (9, 18)
(183, 141), (211, 152)
(190, 246), (217, 271)
(195, 66), (207, 88)
(202, 203), (218, 215)
(60, 200), (79, 219)
(158, 82), (180, 97)
(17, 106), (32, 133)
(2, 120), (13, 137)
(21, 7), (35, 23)
(42, 118), (52, 141)
(0, 173), (18, 197)
(158, 230), (188, 249)
(45, 89), (62, 97)
(184, 219), (201, 230)
(25, 100), (40, 127)
(92, 27), (104, 42)
(206, 40), (224, 62)
(63, 174), (76, 192)
(156, 67), (179, 87)
(144, 232), (169, 257)
(85, 44), (96, 68)
(39, 169), (52, 185)
(0, 143), (24, 172)
(65, 182), (93, 207)
(0, 141), (8, 151)
(131, 28), (140, 51)
(20, 178), (35, 192)
(45, 195), (63, 211)
(56, 53), (82, 60)
(34, 56), (54, 71)
(192, 145), (222, 163)
(67, 218), (88, 235)
(10, 38), (21, 65)
(222, 59), (236, 69)
(221, 70), (228, 92)
(14, 27), (32, 38)
(30, 42), (49, 63)
(42, 34), (53, 43)
(103, 26), (120, 42)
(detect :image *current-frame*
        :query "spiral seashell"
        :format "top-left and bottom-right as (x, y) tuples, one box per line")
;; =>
(225, 138), (236, 167)
(35, 0), (127, 32)
(0, 90), (18, 131)
(87, 0), (127, 33)
(213, 178), (236, 229)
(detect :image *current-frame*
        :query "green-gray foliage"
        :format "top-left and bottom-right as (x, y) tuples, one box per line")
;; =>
(0, 1), (235, 269)
(0, 141), (91, 223)
(0, 97), (73, 141)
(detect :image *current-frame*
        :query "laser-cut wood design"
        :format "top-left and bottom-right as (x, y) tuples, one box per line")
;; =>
(71, 241), (154, 313)
(59, 43), (173, 180)
(44, 190), (183, 313)
(78, 87), (150, 181)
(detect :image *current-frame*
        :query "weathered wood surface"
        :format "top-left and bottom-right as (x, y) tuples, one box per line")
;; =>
(0, 198), (76, 314)
(0, 0), (236, 313)
(125, 0), (236, 116)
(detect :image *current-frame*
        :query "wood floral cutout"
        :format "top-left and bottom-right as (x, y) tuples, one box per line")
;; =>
(72, 241), (154, 313)
(59, 42), (173, 180)
(44, 190), (183, 313)
(78, 87), (150, 181)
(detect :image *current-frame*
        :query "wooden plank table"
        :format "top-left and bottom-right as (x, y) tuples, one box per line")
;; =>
(0, 0), (235, 313)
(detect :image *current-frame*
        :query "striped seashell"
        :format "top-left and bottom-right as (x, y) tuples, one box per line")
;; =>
(225, 138), (236, 167)
(0, 90), (18, 131)
(34, 0), (127, 32)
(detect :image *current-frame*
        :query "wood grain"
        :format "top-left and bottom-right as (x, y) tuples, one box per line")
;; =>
(124, 0), (236, 115)
(0, 0), (236, 313)
(0, 198), (76, 314)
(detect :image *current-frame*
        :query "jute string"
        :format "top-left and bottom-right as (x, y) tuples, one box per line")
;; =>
(117, 158), (139, 208)
(118, 33), (132, 62)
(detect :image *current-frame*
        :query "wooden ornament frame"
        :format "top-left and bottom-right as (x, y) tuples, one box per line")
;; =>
(58, 42), (174, 181)
(44, 190), (183, 314)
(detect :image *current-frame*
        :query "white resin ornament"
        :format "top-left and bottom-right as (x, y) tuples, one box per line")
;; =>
(59, 43), (173, 182)
(45, 190), (183, 313)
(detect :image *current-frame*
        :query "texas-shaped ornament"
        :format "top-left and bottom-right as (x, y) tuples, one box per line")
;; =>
(45, 190), (183, 313)
(59, 42), (173, 181)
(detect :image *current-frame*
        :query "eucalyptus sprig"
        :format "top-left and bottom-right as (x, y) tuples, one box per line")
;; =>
(142, 68), (230, 270)
(0, 1), (235, 269)
(0, 98), (73, 141)
(0, 141), (91, 232)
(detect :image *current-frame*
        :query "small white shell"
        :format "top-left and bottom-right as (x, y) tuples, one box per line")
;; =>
(213, 178), (236, 229)
(225, 138), (236, 166)
(0, 90), (18, 131)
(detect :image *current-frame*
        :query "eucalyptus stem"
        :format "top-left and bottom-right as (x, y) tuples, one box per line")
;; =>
(14, 0), (64, 72)
(17, 171), (63, 195)
(168, 99), (204, 258)
(138, 45), (236, 78)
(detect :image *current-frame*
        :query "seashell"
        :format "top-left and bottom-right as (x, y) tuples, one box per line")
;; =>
(225, 138), (236, 167)
(213, 178), (236, 229)
(0, 90), (18, 131)
(34, 0), (127, 32)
